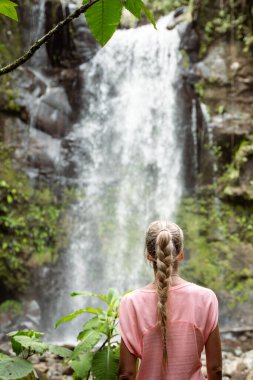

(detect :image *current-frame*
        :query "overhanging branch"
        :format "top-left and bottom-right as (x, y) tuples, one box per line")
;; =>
(0, 0), (99, 76)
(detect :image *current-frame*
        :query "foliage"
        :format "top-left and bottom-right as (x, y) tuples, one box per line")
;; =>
(0, 0), (18, 21)
(0, 300), (23, 315)
(195, 0), (253, 57)
(0, 289), (127, 380)
(144, 0), (253, 57)
(145, 0), (188, 17)
(0, 0), (156, 50)
(55, 288), (128, 379)
(0, 330), (72, 379)
(0, 143), (65, 296)
(82, 0), (156, 46)
(218, 139), (253, 200)
(177, 196), (253, 306)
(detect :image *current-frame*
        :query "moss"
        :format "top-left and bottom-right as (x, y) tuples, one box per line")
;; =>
(177, 196), (253, 306)
(218, 139), (253, 200)
(145, 0), (188, 17)
(0, 299), (23, 315)
(0, 143), (70, 297)
(181, 49), (190, 70)
(194, 79), (206, 99)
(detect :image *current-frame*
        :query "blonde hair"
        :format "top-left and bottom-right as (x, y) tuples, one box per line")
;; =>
(145, 221), (184, 364)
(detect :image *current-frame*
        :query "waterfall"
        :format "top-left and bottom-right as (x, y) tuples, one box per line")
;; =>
(50, 18), (191, 342)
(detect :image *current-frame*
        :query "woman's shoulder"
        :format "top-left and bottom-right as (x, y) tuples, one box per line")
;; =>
(120, 283), (156, 304)
(184, 282), (216, 295)
(181, 282), (218, 308)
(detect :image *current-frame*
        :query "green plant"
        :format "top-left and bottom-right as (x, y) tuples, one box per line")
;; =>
(218, 139), (253, 199)
(0, 330), (72, 379)
(0, 300), (23, 315)
(0, 143), (67, 296)
(177, 196), (253, 305)
(55, 288), (130, 380)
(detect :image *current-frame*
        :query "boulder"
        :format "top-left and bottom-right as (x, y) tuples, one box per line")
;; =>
(35, 87), (72, 138)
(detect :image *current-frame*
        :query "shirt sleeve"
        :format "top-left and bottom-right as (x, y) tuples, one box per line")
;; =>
(118, 295), (142, 357)
(203, 290), (219, 343)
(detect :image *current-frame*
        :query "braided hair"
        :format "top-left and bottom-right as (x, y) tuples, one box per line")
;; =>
(145, 221), (184, 364)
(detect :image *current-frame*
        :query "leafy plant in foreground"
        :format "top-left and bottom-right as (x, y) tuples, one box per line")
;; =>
(55, 288), (130, 380)
(0, 330), (72, 379)
(0, 289), (129, 379)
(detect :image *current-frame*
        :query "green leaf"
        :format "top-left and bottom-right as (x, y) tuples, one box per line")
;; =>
(140, 1), (156, 29)
(0, 357), (33, 379)
(13, 336), (48, 355)
(0, 0), (18, 21)
(55, 309), (86, 328)
(7, 330), (44, 339)
(71, 352), (93, 378)
(81, 316), (102, 333)
(125, 0), (142, 19)
(47, 344), (72, 358)
(85, 306), (103, 315)
(71, 291), (107, 303)
(73, 330), (101, 358)
(83, 0), (123, 46)
(106, 288), (120, 305)
(91, 348), (119, 380)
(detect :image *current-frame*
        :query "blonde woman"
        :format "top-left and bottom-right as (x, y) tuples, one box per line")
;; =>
(118, 221), (222, 380)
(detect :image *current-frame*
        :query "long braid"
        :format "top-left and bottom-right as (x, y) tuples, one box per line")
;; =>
(145, 221), (184, 366)
(156, 229), (174, 364)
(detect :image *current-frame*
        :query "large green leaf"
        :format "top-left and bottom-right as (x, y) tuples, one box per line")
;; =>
(140, 1), (156, 29)
(0, 357), (33, 379)
(7, 330), (44, 338)
(82, 316), (102, 332)
(13, 336), (48, 355)
(0, 0), (18, 21)
(83, 0), (123, 46)
(55, 309), (86, 328)
(72, 288), (120, 306)
(71, 353), (93, 378)
(47, 344), (72, 358)
(71, 291), (107, 303)
(73, 330), (102, 359)
(8, 331), (44, 356)
(125, 0), (142, 19)
(91, 348), (119, 380)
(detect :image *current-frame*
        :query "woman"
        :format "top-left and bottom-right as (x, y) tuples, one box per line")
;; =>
(118, 221), (222, 380)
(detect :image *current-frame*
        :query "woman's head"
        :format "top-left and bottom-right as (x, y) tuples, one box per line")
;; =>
(145, 220), (184, 266)
(144, 220), (184, 364)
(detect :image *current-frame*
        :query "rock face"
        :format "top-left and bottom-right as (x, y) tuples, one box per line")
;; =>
(0, 0), (98, 184)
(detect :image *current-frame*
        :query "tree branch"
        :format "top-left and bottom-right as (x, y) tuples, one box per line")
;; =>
(0, 0), (99, 76)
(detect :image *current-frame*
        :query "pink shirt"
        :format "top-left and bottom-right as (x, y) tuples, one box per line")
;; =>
(119, 282), (218, 380)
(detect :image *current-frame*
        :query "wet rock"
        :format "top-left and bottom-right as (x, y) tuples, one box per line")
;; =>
(25, 300), (41, 328)
(0, 300), (41, 341)
(70, 5), (99, 63)
(35, 87), (72, 138)
(194, 42), (229, 84)
(45, 0), (98, 67)
(62, 366), (74, 375)
(34, 363), (49, 373)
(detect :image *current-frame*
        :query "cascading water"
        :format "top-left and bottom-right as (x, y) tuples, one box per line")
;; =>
(51, 17), (192, 341)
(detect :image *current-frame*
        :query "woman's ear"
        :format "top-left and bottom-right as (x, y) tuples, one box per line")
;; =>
(178, 251), (184, 262)
(147, 254), (155, 262)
